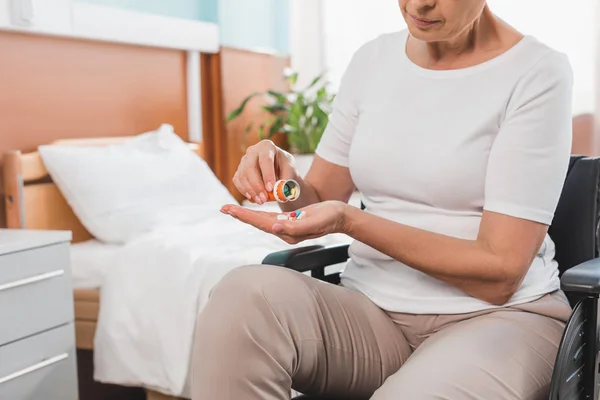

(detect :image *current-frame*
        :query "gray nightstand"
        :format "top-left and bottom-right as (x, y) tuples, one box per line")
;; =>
(0, 229), (79, 400)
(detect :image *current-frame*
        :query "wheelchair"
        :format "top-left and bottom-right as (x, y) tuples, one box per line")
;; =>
(263, 156), (600, 400)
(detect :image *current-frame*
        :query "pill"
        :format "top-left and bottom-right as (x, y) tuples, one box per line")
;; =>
(297, 211), (306, 220)
(277, 214), (289, 220)
(290, 211), (297, 217)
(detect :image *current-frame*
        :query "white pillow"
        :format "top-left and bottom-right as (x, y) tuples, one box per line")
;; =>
(39, 124), (237, 244)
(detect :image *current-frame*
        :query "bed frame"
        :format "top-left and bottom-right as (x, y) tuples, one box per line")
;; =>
(3, 136), (198, 400)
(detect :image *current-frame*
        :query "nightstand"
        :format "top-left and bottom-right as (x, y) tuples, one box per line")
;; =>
(0, 229), (79, 400)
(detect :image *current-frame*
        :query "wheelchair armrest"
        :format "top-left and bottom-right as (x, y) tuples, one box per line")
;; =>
(262, 245), (324, 271)
(561, 257), (600, 295)
(262, 244), (350, 274)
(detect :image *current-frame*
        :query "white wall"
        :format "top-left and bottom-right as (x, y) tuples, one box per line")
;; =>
(290, 0), (406, 89)
(219, 0), (274, 53)
(76, 0), (218, 23)
(219, 0), (291, 54)
(290, 0), (326, 88)
(322, 0), (406, 90)
(0, 0), (72, 34)
(0, 0), (220, 52)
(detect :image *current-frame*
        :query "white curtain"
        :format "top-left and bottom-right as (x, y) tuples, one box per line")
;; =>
(310, 0), (597, 116)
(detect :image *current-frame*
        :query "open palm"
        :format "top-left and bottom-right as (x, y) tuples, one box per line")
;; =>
(220, 201), (349, 244)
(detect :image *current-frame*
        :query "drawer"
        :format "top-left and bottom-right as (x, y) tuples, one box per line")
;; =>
(0, 243), (74, 346)
(0, 322), (78, 400)
(0, 242), (71, 286)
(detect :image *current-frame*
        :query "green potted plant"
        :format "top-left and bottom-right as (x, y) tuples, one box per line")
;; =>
(226, 70), (335, 157)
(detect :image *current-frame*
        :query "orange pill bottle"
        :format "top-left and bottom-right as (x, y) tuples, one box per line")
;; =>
(253, 179), (300, 203)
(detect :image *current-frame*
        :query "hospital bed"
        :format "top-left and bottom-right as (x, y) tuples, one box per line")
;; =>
(3, 132), (353, 399)
(3, 135), (201, 399)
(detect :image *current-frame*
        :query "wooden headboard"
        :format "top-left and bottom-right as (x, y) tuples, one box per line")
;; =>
(3, 137), (204, 243)
(0, 30), (228, 227)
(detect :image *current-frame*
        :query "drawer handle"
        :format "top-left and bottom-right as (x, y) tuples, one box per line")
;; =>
(0, 270), (64, 292)
(0, 353), (68, 384)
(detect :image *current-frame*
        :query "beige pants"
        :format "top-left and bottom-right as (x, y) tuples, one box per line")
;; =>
(191, 265), (572, 400)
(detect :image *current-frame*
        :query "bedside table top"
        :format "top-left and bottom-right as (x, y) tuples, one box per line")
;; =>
(0, 229), (72, 256)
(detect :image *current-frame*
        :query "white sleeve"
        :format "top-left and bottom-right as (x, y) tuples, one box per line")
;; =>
(315, 44), (370, 167)
(483, 51), (574, 225)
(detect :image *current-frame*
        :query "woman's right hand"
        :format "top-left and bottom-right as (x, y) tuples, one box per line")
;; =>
(232, 140), (298, 205)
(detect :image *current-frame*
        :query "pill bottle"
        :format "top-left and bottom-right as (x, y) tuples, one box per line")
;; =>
(251, 179), (300, 203)
(273, 179), (300, 202)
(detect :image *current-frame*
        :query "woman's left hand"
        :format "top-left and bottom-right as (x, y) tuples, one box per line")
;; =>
(220, 200), (350, 244)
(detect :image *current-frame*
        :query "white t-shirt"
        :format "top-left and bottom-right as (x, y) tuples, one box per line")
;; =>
(315, 29), (573, 314)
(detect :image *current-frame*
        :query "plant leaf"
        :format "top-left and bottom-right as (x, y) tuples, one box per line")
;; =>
(316, 87), (327, 100)
(267, 90), (288, 105)
(262, 104), (287, 114)
(286, 72), (298, 86)
(288, 100), (303, 127)
(261, 117), (280, 139)
(234, 72), (336, 154)
(269, 117), (285, 137)
(226, 92), (261, 122)
(305, 74), (324, 91)
(313, 103), (328, 120)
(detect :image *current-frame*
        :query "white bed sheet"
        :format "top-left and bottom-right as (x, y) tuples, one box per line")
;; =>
(92, 210), (354, 397)
(70, 240), (123, 289)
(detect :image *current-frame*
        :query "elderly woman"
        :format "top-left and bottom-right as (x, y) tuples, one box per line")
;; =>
(192, 0), (573, 399)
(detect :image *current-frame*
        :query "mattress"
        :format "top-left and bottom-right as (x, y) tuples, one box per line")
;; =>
(70, 239), (123, 289)
(70, 240), (122, 350)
